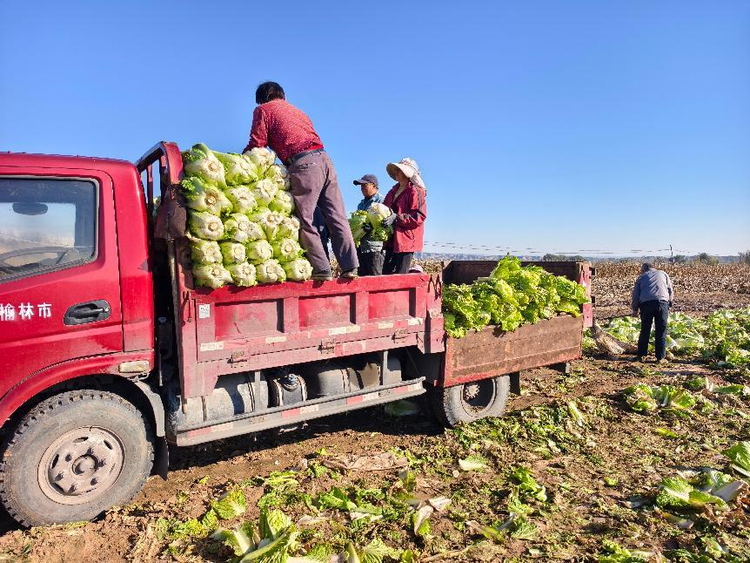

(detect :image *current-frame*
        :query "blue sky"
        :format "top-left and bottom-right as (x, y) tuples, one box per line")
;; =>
(1, 1), (748, 256)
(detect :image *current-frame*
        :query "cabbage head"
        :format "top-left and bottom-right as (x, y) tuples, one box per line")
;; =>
(277, 216), (300, 240)
(193, 263), (232, 289)
(182, 143), (226, 187)
(246, 240), (274, 263)
(256, 259), (286, 284)
(269, 190), (295, 215)
(243, 220), (266, 242)
(266, 164), (290, 190)
(227, 262), (257, 287)
(282, 258), (313, 281)
(190, 239), (222, 264)
(272, 238), (303, 263)
(251, 178), (278, 207)
(224, 186), (257, 214)
(189, 211), (224, 240)
(249, 208), (284, 240)
(181, 177), (233, 215)
(220, 241), (246, 265)
(366, 202), (392, 227)
(213, 151), (259, 186)
(223, 213), (255, 243)
(245, 147), (276, 172)
(348, 211), (368, 246)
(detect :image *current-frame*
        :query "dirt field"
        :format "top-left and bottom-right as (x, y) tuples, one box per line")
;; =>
(0, 262), (748, 562)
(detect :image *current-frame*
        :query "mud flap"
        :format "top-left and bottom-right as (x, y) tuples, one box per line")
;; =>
(510, 371), (521, 395)
(153, 436), (169, 480)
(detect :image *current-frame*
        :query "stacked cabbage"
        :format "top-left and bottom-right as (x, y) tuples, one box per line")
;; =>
(180, 143), (312, 289)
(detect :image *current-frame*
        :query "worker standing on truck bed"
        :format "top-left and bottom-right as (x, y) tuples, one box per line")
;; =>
(632, 263), (674, 363)
(352, 174), (385, 276)
(381, 158), (427, 274)
(244, 82), (358, 281)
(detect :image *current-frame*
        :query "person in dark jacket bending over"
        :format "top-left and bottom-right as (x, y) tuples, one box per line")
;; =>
(244, 82), (358, 280)
(381, 158), (427, 274)
(352, 174), (385, 276)
(632, 263), (674, 363)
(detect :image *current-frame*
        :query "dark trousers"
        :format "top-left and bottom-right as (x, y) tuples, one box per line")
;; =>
(288, 152), (358, 273)
(383, 250), (414, 274)
(638, 300), (669, 360)
(358, 250), (384, 276)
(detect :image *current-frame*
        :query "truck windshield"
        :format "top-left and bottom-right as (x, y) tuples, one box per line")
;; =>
(0, 178), (97, 282)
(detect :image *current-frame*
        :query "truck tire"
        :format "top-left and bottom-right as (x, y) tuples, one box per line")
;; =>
(431, 375), (510, 427)
(0, 390), (154, 527)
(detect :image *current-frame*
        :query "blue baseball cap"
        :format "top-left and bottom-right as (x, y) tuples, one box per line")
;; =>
(353, 174), (378, 186)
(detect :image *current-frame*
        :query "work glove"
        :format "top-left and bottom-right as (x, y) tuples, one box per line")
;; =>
(362, 222), (373, 234)
(381, 213), (397, 228)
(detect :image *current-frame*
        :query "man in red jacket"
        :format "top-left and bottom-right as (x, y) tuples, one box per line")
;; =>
(381, 158), (427, 274)
(244, 82), (358, 280)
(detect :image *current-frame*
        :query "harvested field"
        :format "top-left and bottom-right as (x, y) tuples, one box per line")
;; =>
(0, 262), (748, 562)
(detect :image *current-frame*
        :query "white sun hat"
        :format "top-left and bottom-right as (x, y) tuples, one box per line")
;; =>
(386, 157), (426, 192)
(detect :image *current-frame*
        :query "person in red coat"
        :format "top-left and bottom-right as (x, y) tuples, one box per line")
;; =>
(381, 158), (427, 274)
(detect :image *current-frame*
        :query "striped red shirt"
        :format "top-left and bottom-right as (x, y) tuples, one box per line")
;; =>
(244, 99), (324, 163)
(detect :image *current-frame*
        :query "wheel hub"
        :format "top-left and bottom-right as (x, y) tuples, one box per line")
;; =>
(463, 383), (481, 401)
(38, 427), (124, 505)
(459, 379), (496, 415)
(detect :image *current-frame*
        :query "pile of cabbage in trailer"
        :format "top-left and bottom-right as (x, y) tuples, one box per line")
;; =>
(442, 256), (590, 338)
(180, 143), (312, 288)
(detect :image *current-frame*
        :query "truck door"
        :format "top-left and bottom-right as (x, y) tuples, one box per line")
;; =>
(0, 171), (123, 399)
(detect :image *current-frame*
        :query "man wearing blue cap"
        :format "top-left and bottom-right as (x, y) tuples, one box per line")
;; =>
(353, 174), (385, 276)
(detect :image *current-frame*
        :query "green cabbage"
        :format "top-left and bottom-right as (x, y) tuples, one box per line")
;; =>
(245, 147), (276, 173)
(282, 258), (313, 281)
(243, 220), (266, 242)
(349, 204), (393, 246)
(442, 256), (589, 338)
(349, 211), (368, 245)
(189, 211), (224, 240)
(250, 178), (278, 207)
(269, 190), (295, 215)
(190, 239), (222, 265)
(277, 216), (300, 240)
(223, 213), (255, 243)
(656, 476), (727, 510)
(211, 523), (256, 557)
(227, 262), (257, 287)
(224, 186), (257, 214)
(220, 241), (246, 265)
(272, 238), (303, 262)
(211, 488), (247, 520)
(248, 208), (284, 240)
(266, 163), (290, 191)
(213, 151), (259, 186)
(724, 442), (750, 477)
(193, 263), (232, 289)
(256, 259), (286, 284)
(182, 143), (226, 187)
(246, 240), (273, 263)
(181, 177), (233, 215)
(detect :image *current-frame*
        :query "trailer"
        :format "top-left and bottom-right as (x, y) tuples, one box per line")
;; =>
(0, 142), (592, 526)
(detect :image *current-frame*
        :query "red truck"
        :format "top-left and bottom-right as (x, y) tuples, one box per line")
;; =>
(0, 142), (593, 526)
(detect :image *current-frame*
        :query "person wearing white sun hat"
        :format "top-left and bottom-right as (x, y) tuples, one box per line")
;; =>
(381, 157), (427, 274)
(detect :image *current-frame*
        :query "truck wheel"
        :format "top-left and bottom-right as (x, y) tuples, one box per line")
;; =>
(0, 390), (154, 527)
(431, 375), (510, 427)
